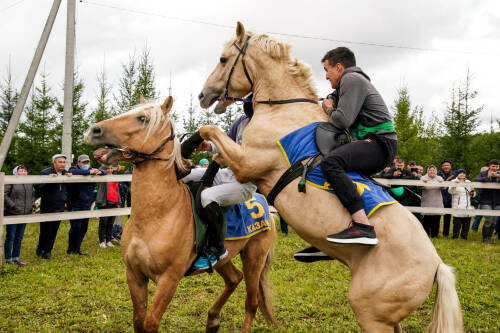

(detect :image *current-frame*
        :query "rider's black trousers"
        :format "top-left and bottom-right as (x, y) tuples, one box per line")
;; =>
(321, 135), (397, 215)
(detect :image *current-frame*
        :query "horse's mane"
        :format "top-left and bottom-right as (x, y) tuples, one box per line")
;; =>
(227, 33), (318, 100)
(126, 101), (187, 172)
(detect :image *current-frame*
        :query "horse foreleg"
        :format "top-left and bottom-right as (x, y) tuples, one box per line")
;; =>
(205, 262), (244, 333)
(126, 269), (149, 333)
(143, 272), (182, 333)
(199, 125), (264, 183)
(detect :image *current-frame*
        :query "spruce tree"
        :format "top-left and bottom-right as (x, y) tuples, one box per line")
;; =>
(115, 54), (137, 113)
(182, 92), (200, 133)
(56, 71), (90, 162)
(134, 46), (157, 101)
(0, 64), (19, 134)
(441, 68), (482, 171)
(392, 85), (437, 166)
(91, 66), (114, 123)
(199, 106), (217, 126)
(0, 64), (19, 172)
(17, 72), (58, 172)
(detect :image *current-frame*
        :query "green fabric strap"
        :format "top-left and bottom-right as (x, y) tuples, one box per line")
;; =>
(186, 185), (208, 255)
(352, 121), (395, 140)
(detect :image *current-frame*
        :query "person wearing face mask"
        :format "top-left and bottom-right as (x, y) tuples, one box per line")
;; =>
(67, 154), (104, 255)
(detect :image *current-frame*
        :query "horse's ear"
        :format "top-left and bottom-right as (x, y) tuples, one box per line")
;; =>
(140, 93), (147, 104)
(161, 96), (173, 115)
(236, 21), (245, 44)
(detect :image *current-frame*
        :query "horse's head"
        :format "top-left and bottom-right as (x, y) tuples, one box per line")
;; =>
(85, 96), (185, 171)
(199, 21), (255, 114)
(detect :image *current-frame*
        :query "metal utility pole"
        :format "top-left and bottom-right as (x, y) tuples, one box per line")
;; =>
(62, 0), (76, 168)
(0, 0), (62, 169)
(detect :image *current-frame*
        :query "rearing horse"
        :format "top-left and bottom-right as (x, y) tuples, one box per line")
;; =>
(197, 22), (462, 332)
(85, 96), (278, 333)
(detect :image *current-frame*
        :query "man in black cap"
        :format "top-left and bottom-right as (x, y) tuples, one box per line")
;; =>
(35, 154), (73, 259)
(67, 154), (104, 255)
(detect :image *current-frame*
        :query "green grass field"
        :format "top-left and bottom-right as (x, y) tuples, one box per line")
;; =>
(1, 217), (499, 332)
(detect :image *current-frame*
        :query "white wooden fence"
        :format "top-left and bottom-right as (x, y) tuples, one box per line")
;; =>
(1, 173), (499, 267)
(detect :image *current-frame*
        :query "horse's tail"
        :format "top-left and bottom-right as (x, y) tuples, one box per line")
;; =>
(258, 241), (280, 327)
(427, 263), (463, 333)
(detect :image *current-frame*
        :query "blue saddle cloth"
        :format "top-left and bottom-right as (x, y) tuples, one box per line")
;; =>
(226, 193), (271, 240)
(276, 122), (396, 217)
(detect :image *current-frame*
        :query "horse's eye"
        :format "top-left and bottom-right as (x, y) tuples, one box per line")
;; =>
(220, 57), (228, 64)
(137, 116), (146, 123)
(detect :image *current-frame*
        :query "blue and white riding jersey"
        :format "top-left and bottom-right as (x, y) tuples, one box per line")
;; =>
(210, 115), (250, 152)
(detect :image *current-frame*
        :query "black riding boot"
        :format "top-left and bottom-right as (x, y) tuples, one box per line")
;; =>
(204, 202), (228, 259)
(201, 161), (220, 187)
(181, 131), (203, 158)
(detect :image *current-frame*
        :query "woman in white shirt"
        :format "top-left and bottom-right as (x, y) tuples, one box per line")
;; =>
(448, 169), (475, 239)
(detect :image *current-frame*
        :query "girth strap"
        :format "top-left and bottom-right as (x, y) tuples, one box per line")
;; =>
(267, 153), (323, 206)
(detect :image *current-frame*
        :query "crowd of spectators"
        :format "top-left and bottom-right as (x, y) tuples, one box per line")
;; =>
(3, 153), (131, 265)
(379, 157), (500, 243)
(3, 153), (499, 266)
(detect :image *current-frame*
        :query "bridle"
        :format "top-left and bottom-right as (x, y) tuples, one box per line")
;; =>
(122, 121), (176, 166)
(222, 36), (318, 106)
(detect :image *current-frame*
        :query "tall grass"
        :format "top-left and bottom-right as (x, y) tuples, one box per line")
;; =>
(1, 217), (498, 332)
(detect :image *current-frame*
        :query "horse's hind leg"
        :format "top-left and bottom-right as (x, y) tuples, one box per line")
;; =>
(143, 271), (182, 333)
(206, 261), (243, 333)
(240, 243), (271, 333)
(126, 269), (149, 333)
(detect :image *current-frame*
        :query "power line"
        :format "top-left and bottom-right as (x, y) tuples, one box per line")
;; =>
(79, 0), (499, 57)
(0, 0), (27, 12)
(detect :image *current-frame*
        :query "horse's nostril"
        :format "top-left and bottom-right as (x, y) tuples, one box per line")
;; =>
(92, 126), (102, 137)
(198, 92), (204, 101)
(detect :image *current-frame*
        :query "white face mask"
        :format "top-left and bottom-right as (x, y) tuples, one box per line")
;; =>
(81, 164), (90, 170)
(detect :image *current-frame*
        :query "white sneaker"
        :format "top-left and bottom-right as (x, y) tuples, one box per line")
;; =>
(106, 241), (114, 247)
(99, 242), (106, 248)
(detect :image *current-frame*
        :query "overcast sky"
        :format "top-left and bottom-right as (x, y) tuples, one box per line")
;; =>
(1, 0), (499, 131)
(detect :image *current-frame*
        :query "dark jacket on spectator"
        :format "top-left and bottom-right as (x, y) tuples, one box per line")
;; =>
(67, 166), (94, 209)
(438, 169), (455, 206)
(381, 167), (418, 206)
(35, 166), (69, 213)
(67, 166), (107, 209)
(96, 181), (122, 208)
(4, 183), (35, 215)
(475, 170), (500, 206)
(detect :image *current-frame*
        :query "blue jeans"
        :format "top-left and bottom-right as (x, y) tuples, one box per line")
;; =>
(280, 216), (288, 235)
(4, 223), (27, 261)
(471, 204), (482, 231)
(67, 206), (90, 253)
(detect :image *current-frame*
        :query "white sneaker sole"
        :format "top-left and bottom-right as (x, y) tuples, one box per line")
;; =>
(218, 249), (229, 261)
(326, 237), (379, 245)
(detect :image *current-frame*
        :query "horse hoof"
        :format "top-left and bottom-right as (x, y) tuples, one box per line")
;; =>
(206, 325), (220, 333)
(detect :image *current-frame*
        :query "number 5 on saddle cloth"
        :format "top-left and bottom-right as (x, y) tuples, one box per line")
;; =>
(184, 178), (271, 276)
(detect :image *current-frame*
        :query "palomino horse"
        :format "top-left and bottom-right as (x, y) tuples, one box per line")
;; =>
(84, 96), (278, 333)
(197, 22), (462, 333)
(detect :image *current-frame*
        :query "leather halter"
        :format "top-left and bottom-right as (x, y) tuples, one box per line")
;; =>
(223, 36), (318, 106)
(124, 122), (176, 166)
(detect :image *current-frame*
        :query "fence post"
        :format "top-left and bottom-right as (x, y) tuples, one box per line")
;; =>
(0, 172), (4, 268)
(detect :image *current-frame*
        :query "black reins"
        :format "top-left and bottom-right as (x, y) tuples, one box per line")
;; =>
(223, 36), (318, 106)
(124, 122), (176, 166)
